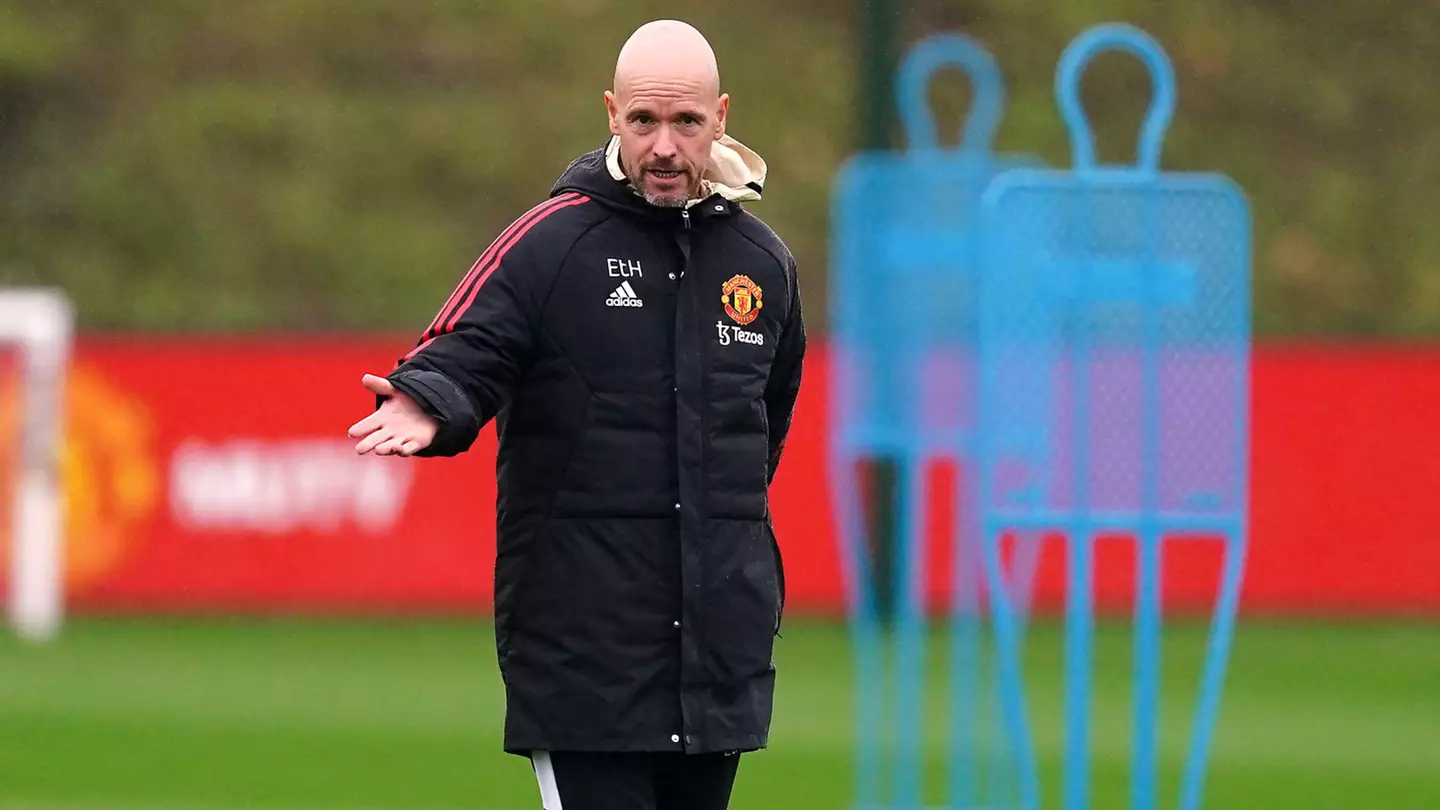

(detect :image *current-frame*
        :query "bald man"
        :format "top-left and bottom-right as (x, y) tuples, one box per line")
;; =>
(348, 19), (806, 810)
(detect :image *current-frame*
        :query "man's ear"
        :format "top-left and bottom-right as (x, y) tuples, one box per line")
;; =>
(604, 90), (621, 136)
(714, 93), (729, 140)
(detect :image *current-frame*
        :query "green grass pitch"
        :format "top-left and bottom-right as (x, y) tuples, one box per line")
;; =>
(1, 618), (1437, 809)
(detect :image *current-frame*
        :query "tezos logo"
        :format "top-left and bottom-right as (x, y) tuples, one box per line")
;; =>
(716, 320), (764, 347)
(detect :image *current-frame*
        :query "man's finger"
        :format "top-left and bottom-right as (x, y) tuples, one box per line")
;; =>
(355, 428), (394, 455)
(362, 373), (396, 398)
(400, 440), (423, 456)
(348, 411), (384, 439)
(375, 435), (408, 456)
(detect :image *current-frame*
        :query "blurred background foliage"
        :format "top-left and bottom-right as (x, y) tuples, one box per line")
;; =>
(1, 0), (1436, 336)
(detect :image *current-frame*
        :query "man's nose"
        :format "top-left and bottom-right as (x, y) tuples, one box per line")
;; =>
(652, 127), (678, 158)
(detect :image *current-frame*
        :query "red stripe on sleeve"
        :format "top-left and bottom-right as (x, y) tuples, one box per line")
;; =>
(437, 193), (591, 335)
(419, 192), (584, 343)
(399, 336), (437, 364)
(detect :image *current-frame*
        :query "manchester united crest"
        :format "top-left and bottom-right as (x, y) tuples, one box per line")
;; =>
(721, 274), (763, 326)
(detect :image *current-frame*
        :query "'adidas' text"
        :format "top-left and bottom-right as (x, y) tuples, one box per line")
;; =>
(606, 281), (644, 308)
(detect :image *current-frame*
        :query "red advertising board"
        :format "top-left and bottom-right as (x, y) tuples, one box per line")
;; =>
(7, 336), (1439, 617)
(33, 335), (497, 612)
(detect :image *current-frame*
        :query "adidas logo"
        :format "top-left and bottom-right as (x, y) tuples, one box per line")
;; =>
(606, 281), (644, 308)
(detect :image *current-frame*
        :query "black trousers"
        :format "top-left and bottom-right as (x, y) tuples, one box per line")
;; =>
(529, 751), (742, 810)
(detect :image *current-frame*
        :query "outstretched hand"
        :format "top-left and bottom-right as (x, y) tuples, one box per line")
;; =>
(349, 374), (439, 456)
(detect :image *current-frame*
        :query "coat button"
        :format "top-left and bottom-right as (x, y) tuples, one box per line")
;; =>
(669, 272), (676, 280)
(674, 502), (681, 511)
(714, 204), (725, 212)
(671, 734), (681, 743)
(673, 620), (681, 628)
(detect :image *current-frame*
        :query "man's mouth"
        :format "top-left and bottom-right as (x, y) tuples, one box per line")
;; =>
(648, 168), (684, 181)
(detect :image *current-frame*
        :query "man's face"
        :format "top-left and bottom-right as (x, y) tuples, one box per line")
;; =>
(605, 80), (728, 208)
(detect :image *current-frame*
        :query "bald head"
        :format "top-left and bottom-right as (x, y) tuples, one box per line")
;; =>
(604, 20), (730, 208)
(612, 20), (720, 102)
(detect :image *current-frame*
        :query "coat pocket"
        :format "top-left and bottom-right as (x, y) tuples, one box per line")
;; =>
(766, 517), (786, 636)
(703, 518), (782, 679)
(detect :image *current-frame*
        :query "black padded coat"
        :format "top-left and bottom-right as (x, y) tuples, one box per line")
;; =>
(385, 141), (806, 756)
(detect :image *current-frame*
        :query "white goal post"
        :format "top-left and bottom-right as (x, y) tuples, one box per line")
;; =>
(1, 288), (73, 642)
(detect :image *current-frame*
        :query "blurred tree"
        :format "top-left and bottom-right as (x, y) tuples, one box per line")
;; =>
(856, 0), (903, 625)
(1, 1), (1437, 337)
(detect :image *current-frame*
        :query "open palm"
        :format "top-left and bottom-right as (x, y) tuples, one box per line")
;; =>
(348, 374), (439, 456)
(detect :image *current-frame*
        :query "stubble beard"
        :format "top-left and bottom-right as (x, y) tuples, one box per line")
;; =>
(642, 189), (688, 208)
(630, 168), (696, 209)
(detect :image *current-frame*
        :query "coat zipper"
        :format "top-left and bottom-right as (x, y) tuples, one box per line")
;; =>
(671, 196), (700, 750)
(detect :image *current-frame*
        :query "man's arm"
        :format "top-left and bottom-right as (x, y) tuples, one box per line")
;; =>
(763, 256), (807, 485)
(356, 193), (588, 457)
